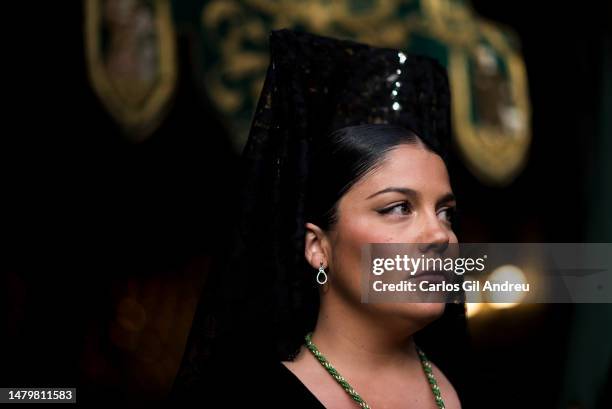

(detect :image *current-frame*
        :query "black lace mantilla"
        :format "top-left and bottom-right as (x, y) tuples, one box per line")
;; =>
(171, 28), (464, 401)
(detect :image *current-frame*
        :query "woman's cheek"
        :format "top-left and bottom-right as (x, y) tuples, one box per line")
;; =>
(342, 211), (396, 243)
(355, 222), (412, 244)
(333, 217), (393, 286)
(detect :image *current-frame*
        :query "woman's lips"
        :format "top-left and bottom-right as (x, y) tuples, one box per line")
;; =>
(408, 270), (446, 282)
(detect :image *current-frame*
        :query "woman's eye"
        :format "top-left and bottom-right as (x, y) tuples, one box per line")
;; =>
(378, 202), (411, 216)
(438, 207), (456, 224)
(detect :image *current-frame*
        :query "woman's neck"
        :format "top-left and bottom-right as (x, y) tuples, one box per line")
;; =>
(310, 295), (422, 372)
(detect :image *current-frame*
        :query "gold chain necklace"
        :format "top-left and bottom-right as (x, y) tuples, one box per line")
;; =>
(304, 332), (445, 408)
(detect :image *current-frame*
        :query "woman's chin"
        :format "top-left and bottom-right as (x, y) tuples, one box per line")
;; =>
(392, 302), (446, 324)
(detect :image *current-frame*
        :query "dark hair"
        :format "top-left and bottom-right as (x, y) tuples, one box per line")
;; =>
(306, 123), (443, 232)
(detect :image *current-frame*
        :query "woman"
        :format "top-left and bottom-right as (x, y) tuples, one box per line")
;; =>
(172, 29), (467, 408)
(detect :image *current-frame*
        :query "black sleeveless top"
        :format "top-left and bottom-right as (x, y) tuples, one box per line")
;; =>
(265, 362), (327, 408)
(175, 359), (326, 408)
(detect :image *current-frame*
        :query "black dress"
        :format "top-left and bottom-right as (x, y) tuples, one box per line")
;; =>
(264, 362), (327, 408)
(175, 359), (326, 408)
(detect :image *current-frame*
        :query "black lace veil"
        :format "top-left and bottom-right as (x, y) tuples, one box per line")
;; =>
(171, 28), (467, 401)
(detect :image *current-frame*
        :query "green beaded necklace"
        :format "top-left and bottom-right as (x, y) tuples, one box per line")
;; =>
(304, 332), (445, 409)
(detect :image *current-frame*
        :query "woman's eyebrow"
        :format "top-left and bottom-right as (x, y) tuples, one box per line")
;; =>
(436, 192), (456, 207)
(366, 187), (418, 200)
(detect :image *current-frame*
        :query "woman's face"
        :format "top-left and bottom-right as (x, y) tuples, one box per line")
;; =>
(307, 142), (458, 330)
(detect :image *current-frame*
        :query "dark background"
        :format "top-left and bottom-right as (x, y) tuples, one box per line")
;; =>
(3, 1), (611, 407)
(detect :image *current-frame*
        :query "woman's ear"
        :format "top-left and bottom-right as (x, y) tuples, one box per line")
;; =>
(304, 222), (329, 269)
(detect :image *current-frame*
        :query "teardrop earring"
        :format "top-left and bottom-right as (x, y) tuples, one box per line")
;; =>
(316, 261), (328, 285)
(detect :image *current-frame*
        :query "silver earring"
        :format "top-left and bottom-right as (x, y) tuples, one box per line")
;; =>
(316, 261), (328, 285)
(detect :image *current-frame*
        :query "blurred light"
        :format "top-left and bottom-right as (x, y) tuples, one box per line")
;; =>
(466, 287), (484, 317)
(466, 302), (484, 317)
(489, 302), (519, 309)
(486, 264), (528, 308)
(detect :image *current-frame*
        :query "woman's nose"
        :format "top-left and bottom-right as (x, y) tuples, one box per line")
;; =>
(416, 210), (450, 255)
